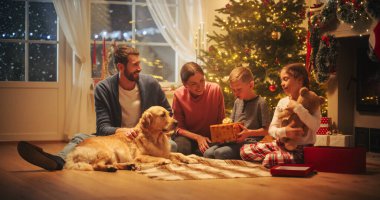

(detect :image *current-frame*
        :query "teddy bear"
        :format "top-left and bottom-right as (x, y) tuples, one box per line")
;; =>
(277, 87), (325, 151)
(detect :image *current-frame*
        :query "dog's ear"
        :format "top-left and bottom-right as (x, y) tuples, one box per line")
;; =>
(141, 112), (153, 128)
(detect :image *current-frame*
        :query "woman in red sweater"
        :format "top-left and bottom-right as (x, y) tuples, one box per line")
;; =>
(172, 62), (225, 155)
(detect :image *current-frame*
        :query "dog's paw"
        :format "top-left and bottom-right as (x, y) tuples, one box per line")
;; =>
(106, 166), (118, 172)
(182, 158), (198, 164)
(157, 158), (172, 165)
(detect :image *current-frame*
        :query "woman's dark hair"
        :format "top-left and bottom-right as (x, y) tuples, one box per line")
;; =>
(282, 63), (310, 88)
(180, 62), (204, 83)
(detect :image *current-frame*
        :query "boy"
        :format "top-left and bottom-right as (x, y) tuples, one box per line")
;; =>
(204, 66), (271, 159)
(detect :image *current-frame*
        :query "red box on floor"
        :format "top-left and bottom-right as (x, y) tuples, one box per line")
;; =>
(304, 146), (366, 174)
(270, 164), (315, 177)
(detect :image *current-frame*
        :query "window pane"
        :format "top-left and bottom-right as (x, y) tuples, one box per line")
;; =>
(137, 45), (175, 82)
(0, 42), (25, 81)
(29, 43), (57, 82)
(0, 0), (25, 39)
(91, 4), (132, 41)
(135, 5), (165, 43)
(29, 2), (57, 41)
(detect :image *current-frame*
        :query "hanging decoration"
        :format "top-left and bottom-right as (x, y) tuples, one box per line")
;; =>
(314, 34), (338, 84)
(308, 0), (380, 84)
(269, 84), (277, 92)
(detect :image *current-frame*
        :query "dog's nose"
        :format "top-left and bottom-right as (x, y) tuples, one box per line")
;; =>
(173, 120), (178, 127)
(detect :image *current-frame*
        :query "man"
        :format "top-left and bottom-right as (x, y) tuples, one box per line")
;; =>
(17, 45), (177, 171)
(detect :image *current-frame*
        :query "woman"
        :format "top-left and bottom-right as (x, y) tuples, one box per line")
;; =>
(172, 62), (225, 155)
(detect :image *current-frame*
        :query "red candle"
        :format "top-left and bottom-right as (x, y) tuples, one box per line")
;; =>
(92, 39), (96, 66)
(102, 37), (106, 60)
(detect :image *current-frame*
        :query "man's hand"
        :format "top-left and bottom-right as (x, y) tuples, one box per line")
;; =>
(116, 128), (139, 139)
(196, 135), (211, 153)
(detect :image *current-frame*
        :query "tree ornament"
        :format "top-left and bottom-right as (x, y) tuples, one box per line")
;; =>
(269, 84), (277, 92)
(271, 31), (281, 40)
(275, 57), (280, 65)
(226, 3), (231, 9)
(209, 45), (216, 52)
(244, 48), (251, 54)
(282, 22), (287, 30)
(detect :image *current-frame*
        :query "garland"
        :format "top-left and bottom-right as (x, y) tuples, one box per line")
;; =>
(337, 0), (369, 24)
(308, 0), (379, 84)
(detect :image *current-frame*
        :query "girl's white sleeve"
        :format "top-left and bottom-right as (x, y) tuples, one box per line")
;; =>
(269, 99), (287, 139)
(293, 104), (321, 134)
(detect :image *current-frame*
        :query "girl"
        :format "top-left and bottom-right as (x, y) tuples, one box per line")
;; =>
(172, 62), (225, 155)
(240, 63), (321, 168)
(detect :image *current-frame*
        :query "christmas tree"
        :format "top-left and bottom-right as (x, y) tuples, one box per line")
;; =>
(200, 0), (325, 114)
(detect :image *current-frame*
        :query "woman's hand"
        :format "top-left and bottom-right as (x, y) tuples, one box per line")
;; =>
(196, 135), (211, 153)
(116, 128), (138, 140)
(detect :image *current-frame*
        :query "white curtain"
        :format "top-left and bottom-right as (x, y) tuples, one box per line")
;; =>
(53, 0), (96, 138)
(146, 0), (204, 62)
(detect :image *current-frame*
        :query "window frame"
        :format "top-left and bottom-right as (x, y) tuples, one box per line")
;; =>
(90, 0), (179, 83)
(0, 0), (59, 84)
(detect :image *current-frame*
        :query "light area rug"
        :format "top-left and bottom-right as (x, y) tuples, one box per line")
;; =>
(136, 155), (270, 181)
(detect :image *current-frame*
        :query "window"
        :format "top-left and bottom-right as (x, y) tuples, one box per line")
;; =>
(91, 0), (177, 82)
(0, 0), (58, 82)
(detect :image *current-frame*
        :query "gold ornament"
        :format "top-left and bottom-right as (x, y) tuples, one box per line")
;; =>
(271, 31), (281, 40)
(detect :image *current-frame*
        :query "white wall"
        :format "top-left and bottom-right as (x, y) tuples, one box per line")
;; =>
(0, 32), (68, 141)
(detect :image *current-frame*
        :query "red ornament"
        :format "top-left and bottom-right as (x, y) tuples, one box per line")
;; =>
(269, 84), (277, 92)
(321, 35), (330, 46)
(209, 45), (216, 52)
(244, 48), (250, 54)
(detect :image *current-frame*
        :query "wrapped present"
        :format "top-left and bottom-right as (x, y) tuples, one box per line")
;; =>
(210, 122), (243, 143)
(316, 117), (330, 135)
(330, 134), (352, 147)
(314, 135), (329, 146)
(304, 146), (366, 174)
(315, 134), (353, 147)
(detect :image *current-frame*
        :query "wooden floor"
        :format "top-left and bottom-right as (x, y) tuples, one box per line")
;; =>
(1, 142), (380, 200)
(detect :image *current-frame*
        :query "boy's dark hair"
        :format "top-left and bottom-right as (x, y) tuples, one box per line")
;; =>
(113, 44), (139, 65)
(282, 63), (310, 88)
(180, 62), (204, 83)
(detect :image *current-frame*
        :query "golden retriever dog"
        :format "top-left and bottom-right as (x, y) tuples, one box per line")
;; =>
(64, 106), (197, 172)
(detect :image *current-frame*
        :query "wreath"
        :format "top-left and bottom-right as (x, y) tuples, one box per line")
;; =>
(314, 34), (338, 84)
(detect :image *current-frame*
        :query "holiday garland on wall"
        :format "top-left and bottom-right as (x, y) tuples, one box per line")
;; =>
(308, 0), (380, 84)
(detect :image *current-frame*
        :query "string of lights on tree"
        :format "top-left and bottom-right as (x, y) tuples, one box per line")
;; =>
(199, 0), (326, 115)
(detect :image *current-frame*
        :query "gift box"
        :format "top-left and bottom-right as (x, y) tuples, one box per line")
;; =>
(210, 122), (243, 143)
(270, 164), (315, 177)
(304, 146), (366, 174)
(316, 117), (330, 135)
(315, 134), (353, 147)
